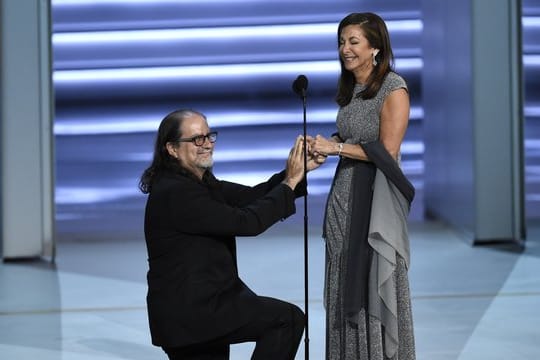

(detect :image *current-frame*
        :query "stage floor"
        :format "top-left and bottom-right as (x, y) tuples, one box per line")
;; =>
(1, 218), (539, 359)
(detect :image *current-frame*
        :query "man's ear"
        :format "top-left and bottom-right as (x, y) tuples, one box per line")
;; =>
(166, 142), (178, 159)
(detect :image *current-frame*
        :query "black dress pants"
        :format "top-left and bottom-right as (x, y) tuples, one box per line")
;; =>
(162, 296), (305, 360)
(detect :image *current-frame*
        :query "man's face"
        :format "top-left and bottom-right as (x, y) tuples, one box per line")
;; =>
(170, 114), (214, 178)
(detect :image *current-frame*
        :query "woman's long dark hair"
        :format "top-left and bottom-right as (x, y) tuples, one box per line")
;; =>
(138, 109), (206, 194)
(335, 12), (395, 106)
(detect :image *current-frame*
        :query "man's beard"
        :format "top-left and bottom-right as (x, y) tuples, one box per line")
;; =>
(196, 154), (214, 169)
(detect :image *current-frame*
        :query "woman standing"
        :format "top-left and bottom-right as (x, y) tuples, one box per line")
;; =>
(309, 13), (416, 359)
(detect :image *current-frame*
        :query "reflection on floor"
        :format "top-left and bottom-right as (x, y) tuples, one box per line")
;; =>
(1, 218), (539, 360)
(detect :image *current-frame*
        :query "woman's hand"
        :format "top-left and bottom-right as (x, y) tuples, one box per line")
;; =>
(306, 135), (327, 170)
(309, 135), (339, 157)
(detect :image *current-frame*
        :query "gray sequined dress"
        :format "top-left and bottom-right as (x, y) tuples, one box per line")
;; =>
(324, 72), (416, 360)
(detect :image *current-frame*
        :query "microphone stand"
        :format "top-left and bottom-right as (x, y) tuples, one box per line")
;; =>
(292, 74), (309, 360)
(300, 88), (309, 360)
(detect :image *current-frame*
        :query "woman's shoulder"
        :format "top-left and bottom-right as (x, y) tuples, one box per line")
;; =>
(383, 71), (407, 90)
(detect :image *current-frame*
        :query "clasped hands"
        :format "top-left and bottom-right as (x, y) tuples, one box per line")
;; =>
(283, 135), (334, 189)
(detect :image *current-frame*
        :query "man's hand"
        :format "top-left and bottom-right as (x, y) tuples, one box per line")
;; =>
(283, 136), (305, 190)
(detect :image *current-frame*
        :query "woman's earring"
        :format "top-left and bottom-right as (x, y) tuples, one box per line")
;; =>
(372, 53), (378, 66)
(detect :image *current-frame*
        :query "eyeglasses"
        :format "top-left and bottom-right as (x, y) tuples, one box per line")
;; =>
(177, 131), (218, 147)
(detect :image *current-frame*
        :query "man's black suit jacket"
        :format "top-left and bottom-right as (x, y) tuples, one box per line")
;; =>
(143, 169), (306, 347)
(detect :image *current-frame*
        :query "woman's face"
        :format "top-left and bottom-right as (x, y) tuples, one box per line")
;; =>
(339, 24), (377, 77)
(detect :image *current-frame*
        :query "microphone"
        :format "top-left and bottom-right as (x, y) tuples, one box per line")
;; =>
(292, 75), (308, 97)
